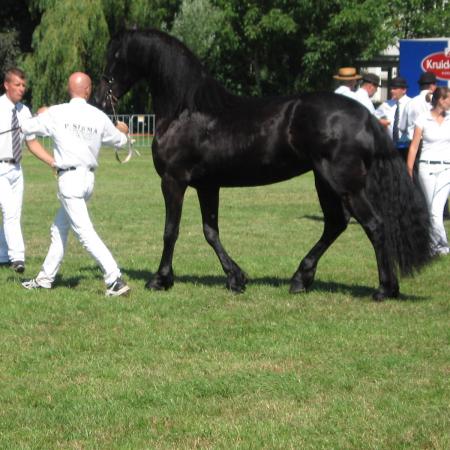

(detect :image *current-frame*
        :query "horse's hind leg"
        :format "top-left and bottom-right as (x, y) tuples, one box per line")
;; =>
(290, 174), (350, 293)
(344, 190), (399, 301)
(146, 175), (187, 290)
(197, 187), (247, 292)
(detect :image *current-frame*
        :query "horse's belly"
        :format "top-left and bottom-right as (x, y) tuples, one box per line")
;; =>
(190, 161), (310, 188)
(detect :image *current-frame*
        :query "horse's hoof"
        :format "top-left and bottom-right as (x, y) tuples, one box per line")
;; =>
(226, 272), (248, 293)
(145, 274), (174, 291)
(289, 283), (307, 294)
(372, 286), (400, 301)
(289, 273), (312, 294)
(290, 268), (316, 294)
(227, 283), (246, 294)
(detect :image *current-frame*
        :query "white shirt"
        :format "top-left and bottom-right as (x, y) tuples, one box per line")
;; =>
(354, 88), (375, 114)
(375, 95), (411, 139)
(334, 85), (358, 100)
(0, 94), (35, 160)
(402, 89), (432, 140)
(21, 98), (128, 169)
(415, 111), (450, 161)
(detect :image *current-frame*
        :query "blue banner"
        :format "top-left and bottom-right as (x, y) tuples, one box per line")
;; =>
(399, 39), (450, 97)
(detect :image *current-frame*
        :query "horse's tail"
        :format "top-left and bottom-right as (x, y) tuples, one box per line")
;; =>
(365, 119), (432, 276)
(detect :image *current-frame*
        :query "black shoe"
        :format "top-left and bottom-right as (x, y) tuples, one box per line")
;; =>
(105, 278), (130, 297)
(11, 260), (25, 273)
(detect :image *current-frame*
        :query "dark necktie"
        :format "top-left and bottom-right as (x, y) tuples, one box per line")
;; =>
(11, 108), (22, 163)
(392, 101), (400, 143)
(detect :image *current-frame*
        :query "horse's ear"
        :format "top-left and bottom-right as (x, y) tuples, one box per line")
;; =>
(118, 20), (138, 32)
(115, 19), (127, 35)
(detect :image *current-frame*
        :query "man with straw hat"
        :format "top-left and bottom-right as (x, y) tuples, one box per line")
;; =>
(333, 67), (361, 100)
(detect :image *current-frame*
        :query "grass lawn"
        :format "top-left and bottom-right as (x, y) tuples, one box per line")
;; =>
(0, 143), (449, 449)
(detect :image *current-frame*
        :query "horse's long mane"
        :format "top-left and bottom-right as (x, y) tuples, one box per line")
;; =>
(122, 28), (248, 117)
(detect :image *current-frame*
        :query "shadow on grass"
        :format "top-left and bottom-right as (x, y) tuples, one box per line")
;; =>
(301, 214), (359, 225)
(52, 274), (83, 288)
(121, 267), (428, 301)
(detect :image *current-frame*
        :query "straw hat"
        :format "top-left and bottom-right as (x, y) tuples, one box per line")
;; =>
(333, 67), (362, 80)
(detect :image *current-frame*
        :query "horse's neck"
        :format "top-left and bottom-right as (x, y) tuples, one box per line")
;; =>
(137, 32), (237, 119)
(137, 32), (211, 118)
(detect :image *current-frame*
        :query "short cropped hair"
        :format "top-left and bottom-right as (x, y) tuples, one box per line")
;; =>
(4, 67), (26, 83)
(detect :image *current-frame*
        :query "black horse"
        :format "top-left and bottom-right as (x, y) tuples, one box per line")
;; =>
(94, 28), (432, 300)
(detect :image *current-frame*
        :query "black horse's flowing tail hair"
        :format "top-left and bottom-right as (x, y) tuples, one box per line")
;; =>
(365, 122), (433, 276)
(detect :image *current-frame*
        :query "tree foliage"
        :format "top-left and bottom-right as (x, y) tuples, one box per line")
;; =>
(0, 31), (20, 76)
(22, 0), (108, 108)
(0, 0), (40, 81)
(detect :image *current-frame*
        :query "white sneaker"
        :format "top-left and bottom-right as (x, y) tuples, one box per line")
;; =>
(21, 279), (51, 290)
(105, 278), (131, 297)
(433, 247), (449, 256)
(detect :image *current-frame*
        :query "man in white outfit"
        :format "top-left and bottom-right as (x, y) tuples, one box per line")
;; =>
(375, 76), (411, 141)
(402, 71), (437, 140)
(354, 73), (380, 114)
(0, 68), (54, 273)
(333, 67), (361, 100)
(20, 72), (131, 296)
(375, 76), (412, 159)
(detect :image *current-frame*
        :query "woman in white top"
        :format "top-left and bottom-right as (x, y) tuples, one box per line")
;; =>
(407, 87), (450, 256)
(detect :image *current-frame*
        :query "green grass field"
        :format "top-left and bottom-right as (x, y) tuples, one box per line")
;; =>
(0, 142), (449, 449)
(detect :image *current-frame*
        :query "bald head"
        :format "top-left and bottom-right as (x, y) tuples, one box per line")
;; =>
(68, 72), (92, 100)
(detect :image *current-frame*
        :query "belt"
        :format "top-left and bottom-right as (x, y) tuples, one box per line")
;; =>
(419, 160), (450, 165)
(56, 166), (95, 175)
(0, 158), (17, 164)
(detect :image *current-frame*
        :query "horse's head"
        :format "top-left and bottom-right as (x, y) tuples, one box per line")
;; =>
(93, 31), (141, 112)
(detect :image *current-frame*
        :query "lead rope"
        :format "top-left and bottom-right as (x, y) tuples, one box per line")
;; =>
(108, 92), (140, 163)
(0, 126), (21, 135)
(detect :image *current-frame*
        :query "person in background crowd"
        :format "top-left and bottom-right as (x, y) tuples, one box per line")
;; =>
(375, 76), (411, 159)
(402, 71), (437, 140)
(333, 67), (361, 100)
(354, 72), (380, 114)
(0, 67), (54, 274)
(19, 72), (131, 296)
(407, 87), (450, 256)
(403, 71), (449, 219)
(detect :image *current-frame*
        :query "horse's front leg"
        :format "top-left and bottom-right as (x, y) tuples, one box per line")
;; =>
(146, 175), (187, 290)
(197, 187), (248, 293)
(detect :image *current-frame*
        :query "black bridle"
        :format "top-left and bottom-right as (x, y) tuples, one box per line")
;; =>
(101, 75), (119, 122)
(100, 74), (139, 163)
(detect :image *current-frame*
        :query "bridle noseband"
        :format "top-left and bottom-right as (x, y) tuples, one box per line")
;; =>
(102, 75), (118, 118)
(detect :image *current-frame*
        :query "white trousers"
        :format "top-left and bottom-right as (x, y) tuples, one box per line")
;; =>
(0, 163), (24, 263)
(36, 168), (121, 287)
(418, 162), (450, 255)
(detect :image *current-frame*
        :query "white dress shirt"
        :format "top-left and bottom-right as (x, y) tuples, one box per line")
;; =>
(354, 88), (375, 114)
(375, 95), (411, 139)
(334, 85), (358, 101)
(0, 94), (35, 160)
(402, 89), (432, 140)
(21, 98), (128, 169)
